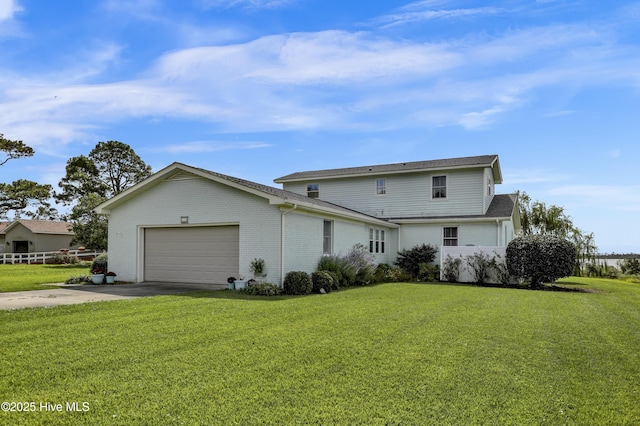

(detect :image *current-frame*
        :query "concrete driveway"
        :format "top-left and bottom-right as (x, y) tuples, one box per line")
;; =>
(0, 282), (222, 310)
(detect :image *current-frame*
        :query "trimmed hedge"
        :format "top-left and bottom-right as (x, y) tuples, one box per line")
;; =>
(283, 271), (312, 295)
(395, 244), (438, 279)
(506, 235), (576, 287)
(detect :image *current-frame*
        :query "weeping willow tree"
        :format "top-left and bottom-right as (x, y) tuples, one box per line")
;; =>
(517, 191), (597, 276)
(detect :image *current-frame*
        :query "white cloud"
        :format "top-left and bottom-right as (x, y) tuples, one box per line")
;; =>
(0, 0), (21, 21)
(548, 185), (640, 212)
(201, 0), (295, 9)
(158, 141), (271, 153)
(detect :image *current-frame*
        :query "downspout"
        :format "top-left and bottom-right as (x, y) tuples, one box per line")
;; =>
(496, 219), (501, 246)
(281, 203), (298, 286)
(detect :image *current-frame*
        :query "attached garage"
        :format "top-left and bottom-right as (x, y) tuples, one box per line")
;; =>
(143, 226), (239, 286)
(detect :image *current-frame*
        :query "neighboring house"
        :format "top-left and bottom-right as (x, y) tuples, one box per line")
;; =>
(0, 219), (76, 254)
(95, 155), (520, 287)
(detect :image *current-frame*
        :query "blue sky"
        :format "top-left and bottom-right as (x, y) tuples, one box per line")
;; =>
(1, 0), (639, 253)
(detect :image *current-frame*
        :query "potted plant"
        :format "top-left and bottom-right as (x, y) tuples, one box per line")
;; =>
(91, 269), (105, 284)
(233, 275), (247, 290)
(105, 271), (117, 284)
(227, 276), (236, 290)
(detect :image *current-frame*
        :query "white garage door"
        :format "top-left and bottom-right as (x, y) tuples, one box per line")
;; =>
(144, 226), (239, 285)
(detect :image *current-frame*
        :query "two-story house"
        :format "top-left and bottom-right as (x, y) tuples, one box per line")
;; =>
(96, 154), (520, 287)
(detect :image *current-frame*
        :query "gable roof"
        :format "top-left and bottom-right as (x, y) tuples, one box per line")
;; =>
(95, 163), (397, 228)
(274, 154), (502, 184)
(1, 219), (73, 235)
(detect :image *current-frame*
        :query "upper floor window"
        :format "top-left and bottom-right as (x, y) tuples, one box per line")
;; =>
(443, 226), (458, 246)
(369, 227), (385, 253)
(376, 178), (386, 195)
(432, 176), (447, 199)
(323, 220), (333, 254)
(487, 177), (492, 196)
(307, 183), (319, 199)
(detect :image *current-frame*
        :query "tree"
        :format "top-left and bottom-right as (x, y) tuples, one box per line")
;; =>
(1, 134), (34, 166)
(518, 191), (597, 276)
(56, 141), (152, 249)
(0, 179), (55, 219)
(56, 141), (152, 204)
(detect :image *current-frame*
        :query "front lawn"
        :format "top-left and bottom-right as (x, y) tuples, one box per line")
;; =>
(0, 264), (89, 292)
(1, 278), (639, 424)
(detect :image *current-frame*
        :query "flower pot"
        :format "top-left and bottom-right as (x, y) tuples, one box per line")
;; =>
(91, 274), (104, 284)
(228, 282), (235, 290)
(105, 276), (115, 284)
(234, 280), (247, 290)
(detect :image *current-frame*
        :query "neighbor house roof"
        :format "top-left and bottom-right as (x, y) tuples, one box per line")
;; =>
(274, 154), (502, 184)
(95, 163), (398, 228)
(1, 219), (73, 235)
(387, 194), (519, 224)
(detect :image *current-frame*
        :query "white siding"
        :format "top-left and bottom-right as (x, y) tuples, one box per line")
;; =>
(399, 221), (502, 264)
(483, 167), (495, 214)
(281, 169), (486, 218)
(107, 175), (283, 284)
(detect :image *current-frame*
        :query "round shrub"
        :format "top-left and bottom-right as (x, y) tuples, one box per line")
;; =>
(506, 235), (576, 287)
(283, 271), (312, 295)
(91, 253), (108, 274)
(311, 271), (333, 293)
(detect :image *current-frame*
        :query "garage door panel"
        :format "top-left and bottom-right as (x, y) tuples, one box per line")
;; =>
(144, 226), (239, 285)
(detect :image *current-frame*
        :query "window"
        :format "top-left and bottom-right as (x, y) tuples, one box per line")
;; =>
(432, 176), (447, 199)
(323, 220), (333, 254)
(443, 227), (458, 246)
(487, 177), (492, 196)
(307, 183), (319, 199)
(369, 227), (386, 253)
(376, 178), (386, 195)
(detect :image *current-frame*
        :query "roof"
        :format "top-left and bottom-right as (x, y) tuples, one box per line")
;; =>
(95, 163), (397, 228)
(1, 219), (73, 235)
(274, 154), (502, 184)
(386, 194), (518, 223)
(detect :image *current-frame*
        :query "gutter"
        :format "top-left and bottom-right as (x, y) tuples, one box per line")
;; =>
(280, 203), (298, 286)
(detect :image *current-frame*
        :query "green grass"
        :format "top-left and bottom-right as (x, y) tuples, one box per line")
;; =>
(0, 264), (90, 292)
(1, 278), (639, 424)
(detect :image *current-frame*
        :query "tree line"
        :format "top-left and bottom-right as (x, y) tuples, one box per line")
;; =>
(1, 134), (152, 250)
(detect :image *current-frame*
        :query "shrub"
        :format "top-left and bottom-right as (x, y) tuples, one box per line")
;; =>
(506, 235), (576, 287)
(493, 254), (514, 285)
(442, 254), (462, 283)
(324, 271), (340, 289)
(311, 271), (334, 293)
(464, 251), (496, 285)
(317, 244), (376, 287)
(345, 244), (376, 286)
(417, 263), (440, 282)
(244, 282), (282, 296)
(317, 255), (355, 287)
(51, 253), (80, 265)
(395, 244), (438, 279)
(65, 275), (91, 284)
(283, 271), (312, 295)
(375, 263), (409, 283)
(91, 254), (108, 274)
(620, 258), (640, 275)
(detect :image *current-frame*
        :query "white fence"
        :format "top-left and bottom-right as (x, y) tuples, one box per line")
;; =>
(0, 250), (104, 265)
(440, 246), (507, 284)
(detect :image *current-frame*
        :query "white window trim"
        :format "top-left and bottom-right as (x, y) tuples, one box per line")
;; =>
(323, 220), (333, 255)
(307, 183), (319, 199)
(375, 178), (386, 196)
(369, 227), (386, 254)
(431, 174), (448, 200)
(442, 226), (458, 247)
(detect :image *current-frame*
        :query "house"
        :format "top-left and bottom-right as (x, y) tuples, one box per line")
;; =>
(95, 154), (520, 287)
(0, 219), (76, 254)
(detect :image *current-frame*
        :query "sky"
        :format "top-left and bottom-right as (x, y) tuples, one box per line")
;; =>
(0, 0), (639, 253)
